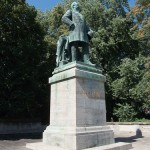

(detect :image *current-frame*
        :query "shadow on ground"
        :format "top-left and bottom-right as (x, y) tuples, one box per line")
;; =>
(0, 132), (42, 140)
(115, 135), (143, 143)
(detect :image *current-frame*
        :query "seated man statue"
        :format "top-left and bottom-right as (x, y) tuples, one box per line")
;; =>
(56, 35), (69, 67)
(61, 1), (94, 65)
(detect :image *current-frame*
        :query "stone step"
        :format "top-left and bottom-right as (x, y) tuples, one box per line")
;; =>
(26, 142), (132, 150)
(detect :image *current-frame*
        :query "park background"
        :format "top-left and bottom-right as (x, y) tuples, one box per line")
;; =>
(0, 0), (149, 124)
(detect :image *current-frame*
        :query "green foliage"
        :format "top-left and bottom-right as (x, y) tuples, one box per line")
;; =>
(112, 56), (150, 117)
(129, 0), (150, 40)
(0, 0), (50, 122)
(99, 0), (130, 16)
(112, 57), (144, 100)
(113, 103), (137, 122)
(131, 57), (150, 113)
(133, 118), (150, 122)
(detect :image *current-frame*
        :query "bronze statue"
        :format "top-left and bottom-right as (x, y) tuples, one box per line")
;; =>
(56, 2), (94, 67)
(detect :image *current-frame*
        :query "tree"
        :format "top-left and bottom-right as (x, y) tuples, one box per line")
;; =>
(111, 0), (150, 121)
(0, 0), (49, 122)
(129, 0), (150, 40)
(112, 56), (150, 120)
(99, 0), (130, 16)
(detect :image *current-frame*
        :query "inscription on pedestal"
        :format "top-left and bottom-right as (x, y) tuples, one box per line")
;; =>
(78, 91), (105, 99)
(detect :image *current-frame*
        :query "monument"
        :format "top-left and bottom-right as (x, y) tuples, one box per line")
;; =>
(27, 2), (132, 150)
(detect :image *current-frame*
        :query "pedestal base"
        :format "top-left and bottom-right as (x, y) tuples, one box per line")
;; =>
(26, 142), (132, 150)
(43, 126), (114, 150)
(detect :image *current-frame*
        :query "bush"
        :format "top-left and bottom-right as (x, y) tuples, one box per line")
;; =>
(113, 103), (137, 122)
(133, 118), (150, 122)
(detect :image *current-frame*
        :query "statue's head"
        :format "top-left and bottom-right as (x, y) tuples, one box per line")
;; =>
(71, 2), (80, 11)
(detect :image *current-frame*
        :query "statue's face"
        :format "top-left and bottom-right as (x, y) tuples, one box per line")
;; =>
(72, 2), (80, 11)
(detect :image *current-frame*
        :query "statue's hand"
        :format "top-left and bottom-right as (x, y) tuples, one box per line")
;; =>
(88, 29), (94, 38)
(70, 23), (75, 31)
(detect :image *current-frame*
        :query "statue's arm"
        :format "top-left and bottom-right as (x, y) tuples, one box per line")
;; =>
(62, 10), (74, 28)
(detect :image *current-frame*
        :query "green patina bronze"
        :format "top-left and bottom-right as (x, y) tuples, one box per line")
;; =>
(56, 2), (95, 67)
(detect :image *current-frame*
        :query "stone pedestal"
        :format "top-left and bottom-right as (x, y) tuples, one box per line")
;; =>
(26, 62), (132, 150)
(43, 62), (114, 150)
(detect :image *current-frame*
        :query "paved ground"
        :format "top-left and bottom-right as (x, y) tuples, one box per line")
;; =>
(115, 131), (150, 150)
(0, 132), (150, 150)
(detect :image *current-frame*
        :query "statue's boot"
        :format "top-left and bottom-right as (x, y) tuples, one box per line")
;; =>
(83, 54), (95, 66)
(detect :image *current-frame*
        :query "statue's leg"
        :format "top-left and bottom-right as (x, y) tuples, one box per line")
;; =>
(64, 37), (70, 62)
(71, 42), (78, 62)
(56, 37), (64, 66)
(56, 41), (61, 67)
(83, 43), (95, 66)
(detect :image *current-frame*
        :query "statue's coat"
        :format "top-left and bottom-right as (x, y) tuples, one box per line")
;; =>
(62, 10), (90, 44)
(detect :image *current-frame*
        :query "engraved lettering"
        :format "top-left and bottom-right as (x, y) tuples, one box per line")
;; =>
(78, 91), (103, 99)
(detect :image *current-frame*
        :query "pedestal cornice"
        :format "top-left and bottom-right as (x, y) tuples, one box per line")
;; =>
(49, 61), (106, 84)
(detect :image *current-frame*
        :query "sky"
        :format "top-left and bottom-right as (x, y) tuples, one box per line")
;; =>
(26, 0), (135, 12)
(26, 0), (62, 11)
